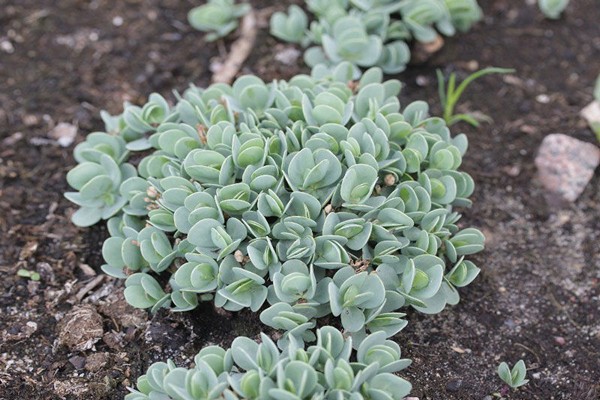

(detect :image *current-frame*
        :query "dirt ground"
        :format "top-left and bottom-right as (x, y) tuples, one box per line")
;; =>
(1, 0), (599, 399)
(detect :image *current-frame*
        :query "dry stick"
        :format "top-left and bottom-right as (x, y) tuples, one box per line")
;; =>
(212, 10), (257, 84)
(75, 275), (105, 302)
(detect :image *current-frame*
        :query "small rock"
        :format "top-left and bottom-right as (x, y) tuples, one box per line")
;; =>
(4, 321), (38, 341)
(483, 396), (493, 400)
(36, 262), (55, 282)
(415, 75), (429, 87)
(536, 94), (550, 104)
(85, 352), (109, 372)
(19, 241), (38, 260)
(554, 336), (566, 346)
(411, 34), (444, 64)
(520, 124), (537, 135)
(503, 165), (521, 177)
(27, 280), (40, 295)
(451, 345), (466, 354)
(532, 372), (541, 379)
(22, 114), (39, 126)
(23, 321), (38, 336)
(581, 101), (600, 129)
(0, 38), (15, 53)
(58, 305), (104, 351)
(69, 355), (86, 370)
(2, 131), (24, 146)
(446, 379), (463, 392)
(103, 331), (124, 350)
(48, 122), (77, 147)
(274, 47), (301, 65)
(535, 134), (600, 202)
(466, 60), (479, 71)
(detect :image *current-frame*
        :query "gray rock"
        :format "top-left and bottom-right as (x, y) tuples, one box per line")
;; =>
(535, 134), (600, 202)
(69, 355), (86, 370)
(446, 379), (463, 392)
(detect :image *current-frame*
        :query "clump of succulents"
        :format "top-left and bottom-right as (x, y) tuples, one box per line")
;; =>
(126, 326), (412, 400)
(66, 63), (484, 350)
(270, 0), (482, 74)
(188, 0), (251, 42)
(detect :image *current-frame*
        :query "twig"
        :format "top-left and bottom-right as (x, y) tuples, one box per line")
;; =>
(75, 275), (105, 302)
(514, 342), (541, 365)
(547, 291), (581, 328)
(212, 10), (257, 84)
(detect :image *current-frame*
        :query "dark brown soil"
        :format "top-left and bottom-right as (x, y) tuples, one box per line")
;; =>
(1, 0), (599, 399)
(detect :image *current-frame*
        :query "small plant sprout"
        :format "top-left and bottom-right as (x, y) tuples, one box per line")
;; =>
(17, 269), (40, 281)
(437, 67), (515, 127)
(497, 359), (529, 389)
(538, 0), (570, 19)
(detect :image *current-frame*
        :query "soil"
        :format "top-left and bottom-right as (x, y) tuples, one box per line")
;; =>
(1, 0), (599, 399)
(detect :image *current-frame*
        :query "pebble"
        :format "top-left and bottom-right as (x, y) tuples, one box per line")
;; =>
(535, 134), (600, 202)
(22, 321), (38, 337)
(554, 336), (566, 346)
(0, 38), (15, 53)
(274, 47), (301, 65)
(85, 352), (109, 372)
(69, 355), (86, 370)
(446, 379), (463, 392)
(1, 131), (24, 146)
(412, 34), (444, 64)
(416, 75), (430, 87)
(48, 122), (77, 147)
(23, 114), (39, 126)
(581, 101), (600, 129)
(536, 94), (550, 104)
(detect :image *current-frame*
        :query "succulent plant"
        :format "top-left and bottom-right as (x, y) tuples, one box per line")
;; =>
(269, 0), (482, 73)
(66, 63), (484, 353)
(538, 0), (569, 19)
(270, 5), (309, 44)
(65, 154), (136, 227)
(188, 0), (251, 42)
(445, 0), (484, 31)
(126, 326), (412, 400)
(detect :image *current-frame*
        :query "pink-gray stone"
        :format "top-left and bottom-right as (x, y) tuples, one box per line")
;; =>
(535, 134), (600, 202)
